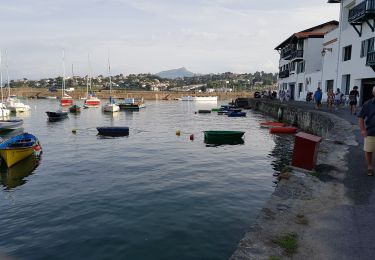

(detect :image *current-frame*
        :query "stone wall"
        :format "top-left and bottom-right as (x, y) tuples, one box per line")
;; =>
(237, 98), (334, 137)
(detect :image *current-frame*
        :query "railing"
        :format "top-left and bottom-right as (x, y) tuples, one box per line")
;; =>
(349, 0), (375, 23)
(279, 70), (290, 79)
(280, 45), (297, 60)
(291, 50), (303, 60)
(366, 50), (375, 66)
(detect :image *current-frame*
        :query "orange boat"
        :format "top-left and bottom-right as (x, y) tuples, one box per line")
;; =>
(260, 122), (285, 128)
(269, 127), (297, 134)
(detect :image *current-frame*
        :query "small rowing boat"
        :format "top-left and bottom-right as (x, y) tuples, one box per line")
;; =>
(46, 110), (69, 121)
(97, 127), (129, 137)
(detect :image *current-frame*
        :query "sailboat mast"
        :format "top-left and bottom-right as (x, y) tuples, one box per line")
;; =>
(5, 50), (10, 98)
(62, 49), (66, 97)
(0, 50), (3, 103)
(108, 54), (112, 94)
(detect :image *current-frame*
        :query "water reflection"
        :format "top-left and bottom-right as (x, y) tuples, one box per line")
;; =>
(204, 138), (245, 147)
(269, 135), (295, 172)
(0, 155), (40, 190)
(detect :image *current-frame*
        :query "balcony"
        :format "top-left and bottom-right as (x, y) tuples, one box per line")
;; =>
(279, 70), (290, 79)
(348, 0), (375, 23)
(280, 45), (297, 60)
(291, 50), (304, 60)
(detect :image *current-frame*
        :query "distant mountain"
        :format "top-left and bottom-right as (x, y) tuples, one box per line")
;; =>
(156, 67), (195, 79)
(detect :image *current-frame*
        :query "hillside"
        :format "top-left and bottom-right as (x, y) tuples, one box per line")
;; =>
(156, 67), (195, 79)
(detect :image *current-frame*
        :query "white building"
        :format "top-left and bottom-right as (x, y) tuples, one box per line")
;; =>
(276, 21), (339, 101)
(325, 0), (375, 104)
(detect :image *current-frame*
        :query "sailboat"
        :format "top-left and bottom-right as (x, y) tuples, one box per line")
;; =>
(102, 53), (119, 113)
(0, 51), (10, 118)
(60, 50), (73, 106)
(4, 50), (30, 113)
(84, 54), (101, 108)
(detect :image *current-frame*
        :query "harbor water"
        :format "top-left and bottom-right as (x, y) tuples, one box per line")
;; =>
(0, 100), (294, 260)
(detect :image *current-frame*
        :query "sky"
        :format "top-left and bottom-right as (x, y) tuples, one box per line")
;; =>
(0, 0), (340, 80)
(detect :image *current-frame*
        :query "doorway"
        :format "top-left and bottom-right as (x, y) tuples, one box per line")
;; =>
(362, 78), (375, 105)
(289, 83), (295, 100)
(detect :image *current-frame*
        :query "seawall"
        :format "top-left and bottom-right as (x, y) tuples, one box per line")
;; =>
(231, 98), (357, 259)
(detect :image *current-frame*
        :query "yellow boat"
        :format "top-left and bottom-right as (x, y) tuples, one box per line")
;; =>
(0, 133), (40, 168)
(0, 147), (35, 167)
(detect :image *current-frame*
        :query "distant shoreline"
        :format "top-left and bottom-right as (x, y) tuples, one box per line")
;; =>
(10, 87), (256, 101)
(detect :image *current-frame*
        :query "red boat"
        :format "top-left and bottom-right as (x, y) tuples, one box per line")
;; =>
(84, 95), (101, 107)
(260, 122), (285, 128)
(269, 127), (297, 134)
(60, 94), (73, 106)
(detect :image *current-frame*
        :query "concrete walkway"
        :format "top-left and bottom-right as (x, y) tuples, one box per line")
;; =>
(279, 99), (375, 259)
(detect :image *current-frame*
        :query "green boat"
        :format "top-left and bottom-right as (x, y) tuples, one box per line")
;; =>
(211, 108), (221, 112)
(204, 131), (245, 145)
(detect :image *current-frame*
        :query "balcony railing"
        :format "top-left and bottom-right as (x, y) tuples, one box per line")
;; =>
(280, 45), (297, 60)
(291, 50), (303, 60)
(349, 0), (375, 23)
(366, 50), (375, 66)
(279, 70), (290, 79)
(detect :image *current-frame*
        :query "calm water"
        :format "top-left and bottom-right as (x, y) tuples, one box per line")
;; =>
(0, 100), (293, 260)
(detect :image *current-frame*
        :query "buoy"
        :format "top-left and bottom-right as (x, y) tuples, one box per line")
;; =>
(194, 111), (197, 114)
(34, 145), (41, 152)
(190, 134), (194, 141)
(176, 130), (181, 136)
(72, 129), (77, 134)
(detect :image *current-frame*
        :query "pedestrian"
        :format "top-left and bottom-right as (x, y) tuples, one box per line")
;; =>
(349, 86), (359, 115)
(313, 87), (322, 109)
(279, 89), (285, 102)
(334, 88), (341, 109)
(327, 89), (335, 110)
(358, 86), (375, 176)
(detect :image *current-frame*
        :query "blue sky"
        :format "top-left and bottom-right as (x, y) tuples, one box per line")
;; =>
(0, 0), (339, 79)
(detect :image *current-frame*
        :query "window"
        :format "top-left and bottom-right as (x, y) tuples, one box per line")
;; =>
(360, 37), (375, 58)
(298, 83), (303, 93)
(297, 61), (305, 74)
(290, 62), (296, 71)
(326, 80), (334, 92)
(343, 45), (352, 61)
(342, 75), (351, 95)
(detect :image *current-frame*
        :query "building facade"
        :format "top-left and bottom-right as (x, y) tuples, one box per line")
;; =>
(327, 0), (375, 104)
(275, 21), (339, 101)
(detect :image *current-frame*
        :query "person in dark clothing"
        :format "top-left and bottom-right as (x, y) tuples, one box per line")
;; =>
(359, 86), (375, 176)
(349, 86), (359, 115)
(313, 87), (322, 109)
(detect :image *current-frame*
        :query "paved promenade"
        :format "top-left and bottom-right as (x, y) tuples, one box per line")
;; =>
(280, 99), (375, 259)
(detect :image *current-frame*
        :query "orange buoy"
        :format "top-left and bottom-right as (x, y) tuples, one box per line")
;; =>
(270, 127), (297, 134)
(260, 122), (285, 128)
(190, 134), (194, 141)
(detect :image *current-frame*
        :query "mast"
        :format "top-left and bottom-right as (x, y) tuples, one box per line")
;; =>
(108, 51), (112, 95)
(0, 50), (3, 103)
(5, 50), (10, 98)
(62, 49), (66, 97)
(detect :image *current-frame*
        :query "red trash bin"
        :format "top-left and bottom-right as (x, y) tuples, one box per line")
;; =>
(292, 132), (322, 171)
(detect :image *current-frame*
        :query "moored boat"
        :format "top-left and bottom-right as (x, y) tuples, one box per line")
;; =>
(46, 110), (68, 121)
(84, 95), (101, 107)
(227, 111), (246, 117)
(181, 96), (218, 102)
(198, 110), (211, 114)
(269, 127), (298, 134)
(0, 119), (23, 132)
(97, 127), (129, 137)
(118, 98), (145, 110)
(69, 104), (81, 113)
(204, 130), (245, 145)
(0, 133), (41, 167)
(260, 122), (286, 128)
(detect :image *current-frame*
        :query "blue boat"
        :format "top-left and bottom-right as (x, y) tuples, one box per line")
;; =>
(227, 111), (247, 117)
(97, 127), (129, 137)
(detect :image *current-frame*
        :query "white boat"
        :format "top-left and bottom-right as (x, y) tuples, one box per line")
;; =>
(181, 96), (218, 102)
(102, 53), (119, 113)
(46, 96), (57, 99)
(4, 51), (30, 113)
(0, 119), (23, 131)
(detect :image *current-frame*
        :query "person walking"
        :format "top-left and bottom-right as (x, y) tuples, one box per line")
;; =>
(358, 86), (375, 176)
(327, 89), (335, 110)
(335, 88), (341, 110)
(349, 86), (359, 115)
(313, 87), (322, 109)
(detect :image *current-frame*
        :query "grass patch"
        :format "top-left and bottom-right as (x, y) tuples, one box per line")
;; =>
(269, 256), (281, 260)
(275, 233), (298, 255)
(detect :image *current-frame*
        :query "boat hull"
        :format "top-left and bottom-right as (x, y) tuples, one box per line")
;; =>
(269, 127), (297, 134)
(60, 97), (73, 106)
(97, 127), (129, 137)
(181, 96), (218, 102)
(84, 98), (101, 107)
(46, 111), (69, 121)
(103, 104), (120, 112)
(0, 147), (35, 167)
(204, 131), (245, 145)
